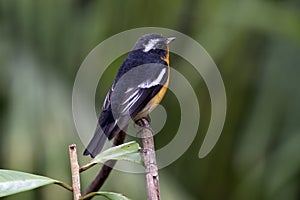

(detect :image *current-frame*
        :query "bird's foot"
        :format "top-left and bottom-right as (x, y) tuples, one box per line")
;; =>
(134, 116), (151, 127)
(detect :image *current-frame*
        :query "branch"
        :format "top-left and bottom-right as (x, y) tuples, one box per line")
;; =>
(82, 130), (126, 199)
(136, 118), (160, 200)
(69, 144), (81, 200)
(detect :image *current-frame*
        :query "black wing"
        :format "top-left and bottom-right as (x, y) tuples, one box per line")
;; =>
(84, 63), (168, 157)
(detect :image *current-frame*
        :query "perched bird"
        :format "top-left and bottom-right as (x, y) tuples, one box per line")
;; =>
(83, 33), (175, 158)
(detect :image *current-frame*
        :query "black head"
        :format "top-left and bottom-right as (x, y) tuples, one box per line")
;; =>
(132, 33), (175, 52)
(114, 34), (175, 83)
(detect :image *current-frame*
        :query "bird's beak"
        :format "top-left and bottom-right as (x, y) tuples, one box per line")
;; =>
(166, 37), (176, 44)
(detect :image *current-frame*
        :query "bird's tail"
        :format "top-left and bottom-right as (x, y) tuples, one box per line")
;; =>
(83, 124), (108, 158)
(83, 120), (124, 158)
(84, 109), (130, 158)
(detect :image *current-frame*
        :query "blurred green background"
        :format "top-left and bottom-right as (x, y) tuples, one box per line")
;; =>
(1, 0), (300, 199)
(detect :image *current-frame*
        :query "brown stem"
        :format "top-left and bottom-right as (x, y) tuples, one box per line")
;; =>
(82, 130), (126, 199)
(69, 144), (81, 200)
(136, 118), (160, 200)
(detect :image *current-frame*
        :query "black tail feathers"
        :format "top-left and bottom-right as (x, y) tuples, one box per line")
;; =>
(83, 129), (107, 158)
(83, 122), (121, 158)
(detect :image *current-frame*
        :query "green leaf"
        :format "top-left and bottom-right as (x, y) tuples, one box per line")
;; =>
(0, 169), (72, 197)
(80, 191), (132, 200)
(80, 141), (143, 172)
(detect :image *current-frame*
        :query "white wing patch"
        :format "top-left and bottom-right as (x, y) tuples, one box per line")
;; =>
(125, 87), (134, 93)
(122, 92), (142, 113)
(138, 68), (166, 88)
(143, 39), (160, 52)
(122, 90), (139, 104)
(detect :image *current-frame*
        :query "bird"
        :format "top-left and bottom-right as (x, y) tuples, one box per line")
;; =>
(83, 33), (175, 158)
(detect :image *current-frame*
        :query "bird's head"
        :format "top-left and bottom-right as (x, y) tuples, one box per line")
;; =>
(133, 33), (176, 53)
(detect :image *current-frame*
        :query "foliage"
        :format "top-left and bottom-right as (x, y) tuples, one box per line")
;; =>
(0, 142), (141, 199)
(81, 141), (142, 171)
(80, 192), (132, 200)
(0, 169), (71, 197)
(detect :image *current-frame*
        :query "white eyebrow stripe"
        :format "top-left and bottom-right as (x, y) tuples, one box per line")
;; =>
(138, 68), (166, 88)
(143, 39), (160, 52)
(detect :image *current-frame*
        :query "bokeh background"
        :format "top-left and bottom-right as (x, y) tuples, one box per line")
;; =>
(1, 0), (300, 199)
